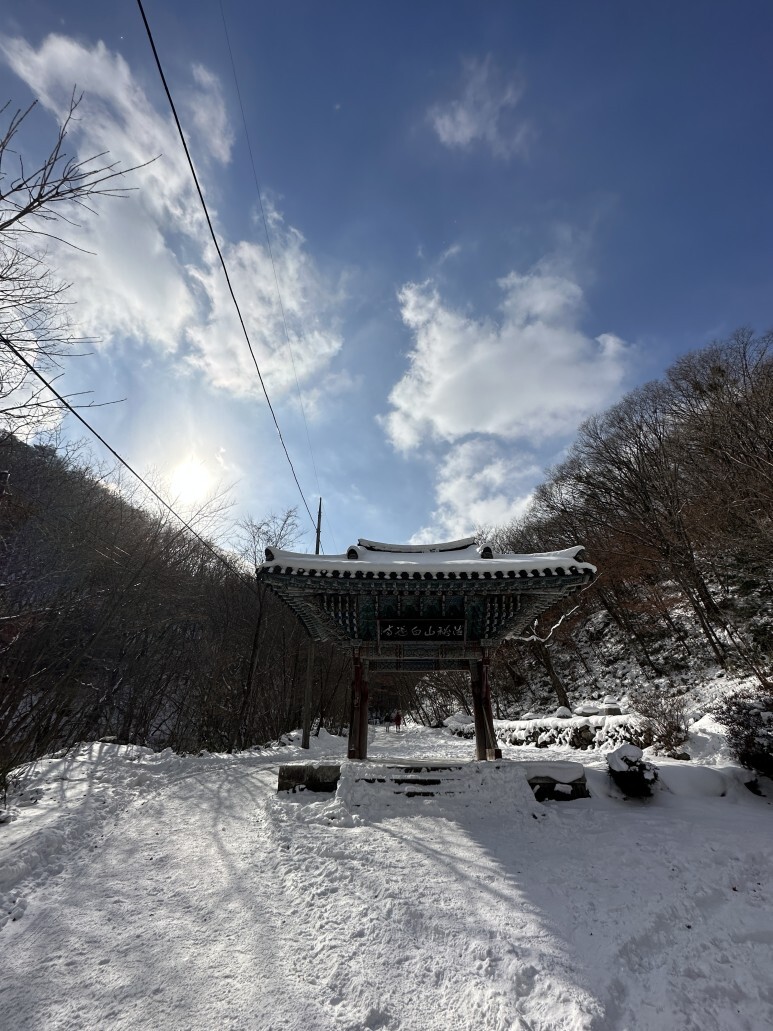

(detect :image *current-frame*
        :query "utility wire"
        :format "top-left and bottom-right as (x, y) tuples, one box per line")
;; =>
(1, 335), (260, 596)
(218, 1), (327, 528)
(136, 0), (317, 534)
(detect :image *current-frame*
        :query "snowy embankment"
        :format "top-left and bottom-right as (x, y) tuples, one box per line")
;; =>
(447, 711), (654, 750)
(1, 723), (772, 1031)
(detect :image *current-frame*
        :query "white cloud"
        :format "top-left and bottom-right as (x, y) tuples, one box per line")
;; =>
(2, 35), (197, 228)
(410, 440), (536, 543)
(186, 64), (234, 165)
(438, 243), (462, 265)
(298, 368), (359, 421)
(184, 227), (343, 398)
(387, 258), (632, 542)
(382, 263), (630, 452)
(428, 55), (532, 159)
(1, 33), (342, 400)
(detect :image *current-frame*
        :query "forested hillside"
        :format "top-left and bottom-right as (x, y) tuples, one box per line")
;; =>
(459, 329), (773, 719)
(0, 435), (352, 787)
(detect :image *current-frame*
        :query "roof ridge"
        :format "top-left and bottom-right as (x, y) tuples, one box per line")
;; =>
(356, 538), (476, 554)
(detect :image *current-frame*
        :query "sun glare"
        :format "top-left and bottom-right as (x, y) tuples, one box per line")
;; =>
(170, 458), (214, 505)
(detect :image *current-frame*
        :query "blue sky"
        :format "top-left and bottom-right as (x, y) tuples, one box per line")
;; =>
(1, 1), (771, 554)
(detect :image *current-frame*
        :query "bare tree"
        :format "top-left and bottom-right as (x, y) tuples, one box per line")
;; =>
(235, 507), (303, 568)
(0, 92), (142, 437)
(489, 328), (773, 702)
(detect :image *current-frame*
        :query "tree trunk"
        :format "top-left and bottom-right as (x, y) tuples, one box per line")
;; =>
(533, 641), (570, 709)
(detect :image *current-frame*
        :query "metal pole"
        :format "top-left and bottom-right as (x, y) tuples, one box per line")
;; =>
(315, 498), (322, 556)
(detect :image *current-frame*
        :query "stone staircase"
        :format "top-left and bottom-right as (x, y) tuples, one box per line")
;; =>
(278, 758), (589, 804)
(344, 761), (471, 800)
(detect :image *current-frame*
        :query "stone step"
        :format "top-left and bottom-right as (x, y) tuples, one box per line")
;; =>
(277, 759), (589, 802)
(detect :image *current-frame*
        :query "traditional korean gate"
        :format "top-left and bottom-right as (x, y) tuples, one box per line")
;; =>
(257, 537), (595, 760)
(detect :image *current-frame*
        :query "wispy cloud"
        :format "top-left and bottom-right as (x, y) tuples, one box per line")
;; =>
(428, 55), (532, 159)
(184, 222), (344, 399)
(185, 64), (235, 165)
(1, 33), (343, 403)
(438, 243), (462, 265)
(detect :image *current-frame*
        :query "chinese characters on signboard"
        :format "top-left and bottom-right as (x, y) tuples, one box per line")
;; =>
(378, 619), (465, 641)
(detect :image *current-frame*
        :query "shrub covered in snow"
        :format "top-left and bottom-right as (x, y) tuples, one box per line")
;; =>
(448, 714), (653, 751)
(606, 744), (659, 798)
(712, 692), (773, 778)
(630, 683), (690, 755)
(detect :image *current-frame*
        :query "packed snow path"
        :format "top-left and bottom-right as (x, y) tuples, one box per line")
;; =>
(2, 727), (772, 1031)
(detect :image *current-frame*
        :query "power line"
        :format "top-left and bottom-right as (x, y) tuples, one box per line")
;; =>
(219, 8), (343, 558)
(218, 1), (326, 519)
(1, 334), (260, 596)
(135, 0), (318, 534)
(218, 2), (339, 555)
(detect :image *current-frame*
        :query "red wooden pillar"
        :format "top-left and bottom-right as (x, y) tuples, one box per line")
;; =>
(348, 655), (360, 762)
(358, 660), (370, 761)
(350, 659), (366, 758)
(470, 661), (488, 761)
(480, 653), (502, 759)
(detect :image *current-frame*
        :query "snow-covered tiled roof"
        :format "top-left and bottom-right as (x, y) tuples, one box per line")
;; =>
(259, 538), (596, 580)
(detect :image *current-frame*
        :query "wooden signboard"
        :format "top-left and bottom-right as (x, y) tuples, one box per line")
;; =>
(378, 619), (465, 642)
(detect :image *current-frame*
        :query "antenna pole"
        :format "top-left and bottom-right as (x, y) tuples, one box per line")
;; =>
(315, 498), (322, 555)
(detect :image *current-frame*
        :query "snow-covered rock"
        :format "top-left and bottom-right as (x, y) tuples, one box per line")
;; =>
(442, 712), (475, 729)
(574, 702), (600, 716)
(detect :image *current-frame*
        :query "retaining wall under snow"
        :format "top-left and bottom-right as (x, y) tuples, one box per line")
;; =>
(448, 714), (653, 751)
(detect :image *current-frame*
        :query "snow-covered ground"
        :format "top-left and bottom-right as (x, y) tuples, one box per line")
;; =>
(1, 723), (772, 1031)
